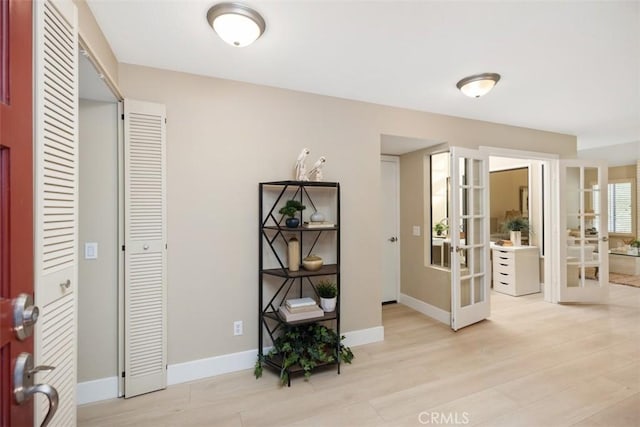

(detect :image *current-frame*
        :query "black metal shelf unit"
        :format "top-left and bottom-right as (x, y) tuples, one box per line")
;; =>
(258, 180), (340, 385)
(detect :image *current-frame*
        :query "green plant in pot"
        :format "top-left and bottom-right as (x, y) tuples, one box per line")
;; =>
(316, 280), (337, 312)
(254, 323), (354, 385)
(631, 239), (640, 254)
(279, 200), (306, 228)
(433, 221), (448, 237)
(502, 217), (529, 246)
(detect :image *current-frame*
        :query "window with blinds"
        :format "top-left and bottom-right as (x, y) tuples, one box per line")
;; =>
(593, 180), (633, 234)
(608, 181), (633, 234)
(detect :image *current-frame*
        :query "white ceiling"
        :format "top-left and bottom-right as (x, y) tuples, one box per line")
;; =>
(87, 0), (639, 154)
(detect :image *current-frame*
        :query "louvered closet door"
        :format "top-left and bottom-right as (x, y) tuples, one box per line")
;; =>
(33, 0), (78, 425)
(124, 99), (167, 397)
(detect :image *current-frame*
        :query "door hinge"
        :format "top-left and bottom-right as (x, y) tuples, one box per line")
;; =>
(165, 243), (168, 249)
(164, 117), (167, 124)
(121, 371), (125, 378)
(122, 245), (125, 251)
(121, 113), (124, 120)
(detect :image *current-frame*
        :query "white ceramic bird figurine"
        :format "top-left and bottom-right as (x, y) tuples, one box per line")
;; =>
(295, 148), (310, 181)
(308, 156), (326, 181)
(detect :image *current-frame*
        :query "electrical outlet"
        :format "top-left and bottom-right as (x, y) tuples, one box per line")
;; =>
(233, 320), (243, 336)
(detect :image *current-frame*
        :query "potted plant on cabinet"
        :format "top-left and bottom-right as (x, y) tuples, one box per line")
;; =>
(254, 323), (353, 385)
(279, 200), (306, 228)
(631, 239), (640, 255)
(433, 221), (448, 237)
(503, 217), (529, 246)
(316, 280), (337, 312)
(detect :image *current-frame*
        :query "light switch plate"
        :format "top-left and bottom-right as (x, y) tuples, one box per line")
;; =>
(85, 242), (98, 260)
(412, 226), (421, 236)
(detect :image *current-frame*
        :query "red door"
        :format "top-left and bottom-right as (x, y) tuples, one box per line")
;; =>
(0, 0), (34, 426)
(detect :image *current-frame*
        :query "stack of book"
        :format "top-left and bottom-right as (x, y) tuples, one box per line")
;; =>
(279, 297), (323, 321)
(495, 239), (513, 246)
(302, 221), (335, 228)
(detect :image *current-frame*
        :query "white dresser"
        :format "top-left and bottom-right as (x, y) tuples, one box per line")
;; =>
(492, 245), (540, 296)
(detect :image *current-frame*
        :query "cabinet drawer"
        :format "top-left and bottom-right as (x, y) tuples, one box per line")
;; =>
(494, 279), (515, 295)
(494, 270), (515, 285)
(493, 260), (515, 275)
(493, 251), (514, 262)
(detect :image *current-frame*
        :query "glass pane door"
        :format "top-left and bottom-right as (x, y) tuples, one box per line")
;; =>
(450, 147), (490, 330)
(559, 161), (609, 302)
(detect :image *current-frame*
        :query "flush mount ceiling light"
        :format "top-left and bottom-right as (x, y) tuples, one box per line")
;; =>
(456, 73), (501, 98)
(207, 2), (266, 47)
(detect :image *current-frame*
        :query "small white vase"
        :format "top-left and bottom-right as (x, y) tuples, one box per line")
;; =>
(310, 211), (325, 222)
(510, 230), (522, 246)
(320, 297), (337, 312)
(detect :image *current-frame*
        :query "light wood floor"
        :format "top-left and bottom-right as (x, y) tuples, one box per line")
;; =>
(78, 285), (640, 426)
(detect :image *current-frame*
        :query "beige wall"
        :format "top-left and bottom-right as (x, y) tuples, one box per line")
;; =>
(490, 168), (528, 228)
(78, 99), (119, 381)
(400, 148), (451, 311)
(75, 61), (578, 381)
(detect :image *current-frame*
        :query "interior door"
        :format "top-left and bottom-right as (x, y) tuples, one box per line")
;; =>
(0, 1), (34, 425)
(450, 147), (490, 331)
(33, 0), (78, 424)
(123, 99), (167, 397)
(380, 156), (400, 303)
(556, 160), (609, 302)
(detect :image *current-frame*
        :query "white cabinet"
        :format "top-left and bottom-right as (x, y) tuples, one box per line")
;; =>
(492, 245), (540, 296)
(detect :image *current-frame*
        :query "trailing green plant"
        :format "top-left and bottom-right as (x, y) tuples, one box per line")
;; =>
(278, 199), (306, 218)
(502, 216), (530, 233)
(316, 280), (337, 298)
(630, 239), (640, 248)
(254, 323), (354, 385)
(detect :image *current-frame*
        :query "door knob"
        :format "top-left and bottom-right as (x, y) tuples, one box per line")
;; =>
(601, 236), (609, 242)
(388, 236), (398, 242)
(13, 293), (39, 341)
(14, 353), (58, 427)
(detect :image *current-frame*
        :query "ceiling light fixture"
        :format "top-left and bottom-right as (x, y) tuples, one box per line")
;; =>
(456, 73), (501, 98)
(207, 2), (266, 48)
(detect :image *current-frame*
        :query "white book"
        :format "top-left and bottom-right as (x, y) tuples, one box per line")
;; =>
(285, 297), (316, 309)
(279, 305), (324, 322)
(302, 221), (335, 228)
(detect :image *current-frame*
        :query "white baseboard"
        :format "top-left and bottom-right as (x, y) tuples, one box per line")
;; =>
(399, 293), (450, 325)
(77, 376), (119, 405)
(167, 348), (259, 386)
(76, 325), (384, 405)
(343, 325), (384, 347)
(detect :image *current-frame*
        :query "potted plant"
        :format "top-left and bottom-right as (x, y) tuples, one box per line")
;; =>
(254, 323), (354, 385)
(279, 200), (306, 228)
(631, 239), (640, 255)
(433, 221), (448, 237)
(316, 280), (337, 312)
(503, 217), (529, 246)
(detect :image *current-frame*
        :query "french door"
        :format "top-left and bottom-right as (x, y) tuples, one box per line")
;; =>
(450, 147), (490, 330)
(555, 160), (609, 302)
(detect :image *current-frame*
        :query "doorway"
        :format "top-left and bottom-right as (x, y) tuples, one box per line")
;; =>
(483, 148), (554, 301)
(77, 49), (121, 401)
